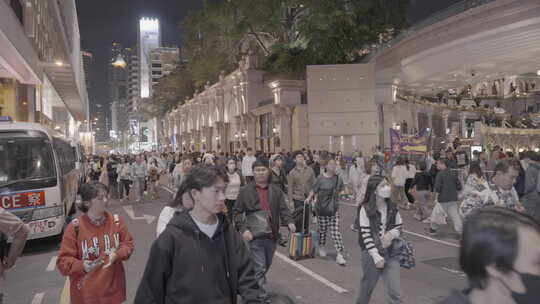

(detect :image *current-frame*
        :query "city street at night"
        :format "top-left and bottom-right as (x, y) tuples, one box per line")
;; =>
(6, 187), (465, 304)
(2, 0), (540, 303)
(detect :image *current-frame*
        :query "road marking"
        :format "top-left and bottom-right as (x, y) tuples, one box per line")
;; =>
(403, 230), (460, 248)
(46, 256), (57, 271)
(31, 292), (45, 304)
(275, 252), (349, 294)
(122, 205), (156, 224)
(60, 279), (70, 304)
(161, 186), (174, 194)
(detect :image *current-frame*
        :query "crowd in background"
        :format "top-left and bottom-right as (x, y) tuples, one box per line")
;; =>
(57, 142), (540, 304)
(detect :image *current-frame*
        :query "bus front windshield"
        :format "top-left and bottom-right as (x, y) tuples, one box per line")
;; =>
(0, 133), (55, 186)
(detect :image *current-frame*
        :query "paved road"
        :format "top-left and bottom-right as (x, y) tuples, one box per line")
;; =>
(5, 187), (465, 304)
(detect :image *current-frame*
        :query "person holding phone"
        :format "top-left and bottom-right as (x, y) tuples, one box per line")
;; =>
(57, 182), (134, 304)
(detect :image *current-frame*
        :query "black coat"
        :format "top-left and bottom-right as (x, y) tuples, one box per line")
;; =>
(233, 182), (294, 239)
(134, 211), (262, 304)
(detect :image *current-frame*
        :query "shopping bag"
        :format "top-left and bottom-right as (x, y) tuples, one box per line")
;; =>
(430, 202), (447, 225)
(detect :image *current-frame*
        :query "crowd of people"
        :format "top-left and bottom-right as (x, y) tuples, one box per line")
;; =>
(1, 143), (538, 303)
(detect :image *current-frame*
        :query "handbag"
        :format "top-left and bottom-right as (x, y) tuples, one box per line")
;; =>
(392, 238), (416, 269)
(431, 202), (448, 225)
(245, 210), (273, 239)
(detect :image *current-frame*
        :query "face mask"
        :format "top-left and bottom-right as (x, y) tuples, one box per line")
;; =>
(377, 185), (391, 198)
(508, 271), (540, 304)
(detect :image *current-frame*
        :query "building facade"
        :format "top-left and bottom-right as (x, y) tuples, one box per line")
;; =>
(162, 55), (307, 153)
(0, 0), (88, 138)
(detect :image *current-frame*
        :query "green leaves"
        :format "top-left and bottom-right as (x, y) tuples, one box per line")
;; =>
(161, 0), (409, 110)
(144, 64), (194, 118)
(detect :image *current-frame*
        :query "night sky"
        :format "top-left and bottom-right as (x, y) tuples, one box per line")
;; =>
(76, 0), (203, 105)
(76, 0), (461, 107)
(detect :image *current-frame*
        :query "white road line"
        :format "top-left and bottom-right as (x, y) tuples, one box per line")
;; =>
(31, 292), (45, 304)
(275, 252), (349, 294)
(403, 230), (460, 248)
(46, 256), (57, 271)
(161, 186), (174, 194)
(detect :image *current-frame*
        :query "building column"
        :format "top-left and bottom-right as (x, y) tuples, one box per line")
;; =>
(242, 113), (256, 150)
(272, 104), (293, 152)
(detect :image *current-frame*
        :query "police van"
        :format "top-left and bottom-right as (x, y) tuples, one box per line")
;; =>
(0, 117), (79, 240)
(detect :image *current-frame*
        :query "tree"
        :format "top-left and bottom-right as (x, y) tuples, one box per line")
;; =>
(179, 0), (409, 85)
(142, 64), (195, 117)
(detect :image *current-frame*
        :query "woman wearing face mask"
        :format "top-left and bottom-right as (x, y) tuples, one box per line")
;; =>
(306, 158), (347, 266)
(356, 176), (403, 304)
(224, 158), (245, 224)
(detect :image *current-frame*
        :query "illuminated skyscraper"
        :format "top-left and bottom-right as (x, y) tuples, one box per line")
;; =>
(138, 18), (161, 100)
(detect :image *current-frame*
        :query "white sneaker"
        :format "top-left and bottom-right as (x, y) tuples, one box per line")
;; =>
(336, 253), (346, 266)
(318, 247), (327, 257)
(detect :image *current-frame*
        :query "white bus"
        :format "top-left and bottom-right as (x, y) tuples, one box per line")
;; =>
(0, 118), (80, 240)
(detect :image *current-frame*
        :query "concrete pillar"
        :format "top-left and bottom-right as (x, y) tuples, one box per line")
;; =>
(272, 104), (293, 152)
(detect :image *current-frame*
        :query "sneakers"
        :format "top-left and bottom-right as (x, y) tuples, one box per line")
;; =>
(350, 224), (359, 232)
(336, 253), (346, 266)
(422, 218), (431, 224)
(318, 247), (327, 258)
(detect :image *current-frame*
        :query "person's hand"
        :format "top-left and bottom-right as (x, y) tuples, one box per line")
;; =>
(103, 251), (117, 269)
(83, 256), (104, 273)
(381, 233), (393, 249)
(375, 259), (385, 269)
(288, 223), (296, 233)
(242, 230), (253, 241)
(515, 204), (526, 213)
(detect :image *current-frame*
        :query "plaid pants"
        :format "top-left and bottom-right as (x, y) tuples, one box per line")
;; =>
(317, 212), (344, 253)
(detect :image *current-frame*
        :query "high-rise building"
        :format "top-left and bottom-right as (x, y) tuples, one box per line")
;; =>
(149, 47), (179, 95)
(126, 48), (139, 113)
(138, 18), (161, 100)
(0, 0), (88, 136)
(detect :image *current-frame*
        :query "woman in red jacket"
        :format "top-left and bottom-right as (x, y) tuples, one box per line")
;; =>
(57, 182), (134, 304)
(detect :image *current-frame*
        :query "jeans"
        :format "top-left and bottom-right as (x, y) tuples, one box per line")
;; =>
(415, 190), (430, 220)
(248, 238), (277, 301)
(134, 177), (145, 201)
(356, 251), (401, 304)
(392, 186), (407, 206)
(120, 179), (131, 199)
(430, 201), (463, 233)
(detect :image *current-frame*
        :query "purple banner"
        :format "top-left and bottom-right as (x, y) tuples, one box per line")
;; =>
(390, 128), (428, 154)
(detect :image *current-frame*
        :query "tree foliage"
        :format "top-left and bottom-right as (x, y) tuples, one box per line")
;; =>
(180, 0), (409, 87)
(143, 64), (194, 118)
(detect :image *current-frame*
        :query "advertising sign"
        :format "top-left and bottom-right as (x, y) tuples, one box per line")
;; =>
(390, 128), (428, 154)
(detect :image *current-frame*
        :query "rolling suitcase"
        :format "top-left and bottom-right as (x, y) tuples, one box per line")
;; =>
(289, 200), (318, 260)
